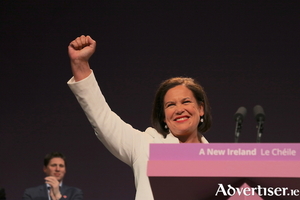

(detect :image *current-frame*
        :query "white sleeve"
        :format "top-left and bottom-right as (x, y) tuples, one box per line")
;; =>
(68, 71), (149, 166)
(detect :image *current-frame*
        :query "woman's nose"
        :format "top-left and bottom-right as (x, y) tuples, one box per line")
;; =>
(175, 105), (185, 114)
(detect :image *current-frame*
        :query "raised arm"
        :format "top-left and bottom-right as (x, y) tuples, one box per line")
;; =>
(68, 35), (96, 81)
(67, 35), (146, 166)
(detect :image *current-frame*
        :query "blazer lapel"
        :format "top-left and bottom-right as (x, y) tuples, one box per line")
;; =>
(60, 185), (68, 199)
(38, 184), (48, 199)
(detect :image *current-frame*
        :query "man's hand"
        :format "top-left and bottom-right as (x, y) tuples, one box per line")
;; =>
(68, 35), (96, 81)
(45, 176), (62, 200)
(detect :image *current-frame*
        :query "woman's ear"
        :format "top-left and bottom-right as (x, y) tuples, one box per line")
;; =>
(198, 103), (205, 117)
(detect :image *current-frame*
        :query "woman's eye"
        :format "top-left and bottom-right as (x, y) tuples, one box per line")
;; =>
(166, 103), (174, 107)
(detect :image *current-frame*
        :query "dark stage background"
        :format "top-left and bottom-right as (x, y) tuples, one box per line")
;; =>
(1, 1), (299, 199)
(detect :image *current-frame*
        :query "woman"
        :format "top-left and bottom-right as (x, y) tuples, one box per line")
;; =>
(67, 35), (212, 200)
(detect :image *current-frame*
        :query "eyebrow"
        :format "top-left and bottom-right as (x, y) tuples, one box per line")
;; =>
(164, 97), (192, 105)
(50, 163), (65, 166)
(182, 97), (191, 101)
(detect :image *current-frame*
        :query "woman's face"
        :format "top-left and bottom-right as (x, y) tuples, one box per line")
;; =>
(163, 85), (204, 143)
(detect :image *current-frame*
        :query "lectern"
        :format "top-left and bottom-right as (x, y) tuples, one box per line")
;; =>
(147, 143), (300, 200)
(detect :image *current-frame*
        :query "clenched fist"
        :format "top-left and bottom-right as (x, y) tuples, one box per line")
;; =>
(68, 35), (96, 81)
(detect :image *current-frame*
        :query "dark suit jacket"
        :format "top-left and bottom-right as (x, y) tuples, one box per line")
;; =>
(22, 184), (83, 200)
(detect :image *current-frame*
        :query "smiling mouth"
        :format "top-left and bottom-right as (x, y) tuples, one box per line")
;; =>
(175, 117), (189, 121)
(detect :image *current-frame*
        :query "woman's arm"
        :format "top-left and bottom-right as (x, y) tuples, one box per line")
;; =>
(67, 36), (146, 166)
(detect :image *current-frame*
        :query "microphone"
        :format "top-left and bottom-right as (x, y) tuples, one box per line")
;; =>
(234, 106), (247, 143)
(253, 105), (266, 143)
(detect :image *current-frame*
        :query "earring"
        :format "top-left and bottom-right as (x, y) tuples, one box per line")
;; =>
(200, 116), (204, 123)
(165, 124), (168, 129)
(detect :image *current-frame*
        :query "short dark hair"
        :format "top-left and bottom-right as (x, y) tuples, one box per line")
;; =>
(151, 77), (212, 138)
(44, 152), (66, 167)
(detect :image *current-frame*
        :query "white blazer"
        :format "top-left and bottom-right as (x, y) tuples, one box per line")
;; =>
(68, 71), (208, 200)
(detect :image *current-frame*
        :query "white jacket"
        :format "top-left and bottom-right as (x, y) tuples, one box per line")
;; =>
(68, 71), (208, 200)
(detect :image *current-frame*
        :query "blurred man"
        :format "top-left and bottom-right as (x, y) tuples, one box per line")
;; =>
(22, 152), (83, 200)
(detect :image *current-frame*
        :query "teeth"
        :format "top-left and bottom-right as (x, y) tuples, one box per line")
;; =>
(176, 117), (188, 121)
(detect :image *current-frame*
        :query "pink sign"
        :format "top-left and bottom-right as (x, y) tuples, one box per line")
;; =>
(149, 143), (300, 161)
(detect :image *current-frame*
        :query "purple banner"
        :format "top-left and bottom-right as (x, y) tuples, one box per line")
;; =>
(149, 143), (300, 161)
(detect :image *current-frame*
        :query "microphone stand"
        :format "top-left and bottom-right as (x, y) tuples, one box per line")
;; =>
(234, 117), (242, 143)
(256, 117), (264, 143)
